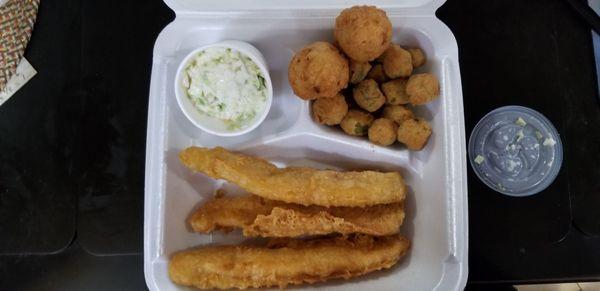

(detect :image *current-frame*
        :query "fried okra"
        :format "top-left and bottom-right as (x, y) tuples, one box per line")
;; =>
(353, 79), (386, 112)
(368, 118), (398, 146)
(407, 48), (426, 68)
(381, 78), (409, 105)
(397, 118), (432, 150)
(382, 105), (414, 124)
(340, 109), (374, 136)
(312, 94), (349, 125)
(349, 60), (372, 84)
(366, 63), (388, 84)
(382, 44), (413, 79)
(406, 73), (440, 105)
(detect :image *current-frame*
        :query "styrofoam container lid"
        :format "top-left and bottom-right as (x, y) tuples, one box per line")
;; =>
(145, 1), (468, 290)
(163, 0), (446, 13)
(468, 105), (563, 197)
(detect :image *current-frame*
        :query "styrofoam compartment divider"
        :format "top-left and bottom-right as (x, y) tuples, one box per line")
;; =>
(145, 1), (468, 290)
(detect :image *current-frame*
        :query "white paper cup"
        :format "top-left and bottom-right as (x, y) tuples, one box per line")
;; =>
(174, 40), (273, 137)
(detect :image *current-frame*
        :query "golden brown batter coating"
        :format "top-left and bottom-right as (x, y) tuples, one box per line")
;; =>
(406, 73), (440, 105)
(368, 118), (398, 146)
(312, 93), (348, 125)
(397, 118), (432, 150)
(353, 79), (386, 112)
(189, 194), (405, 237)
(334, 6), (392, 62)
(169, 235), (410, 289)
(381, 78), (410, 105)
(382, 105), (414, 124)
(340, 109), (375, 136)
(180, 147), (407, 207)
(382, 44), (413, 79)
(288, 42), (349, 100)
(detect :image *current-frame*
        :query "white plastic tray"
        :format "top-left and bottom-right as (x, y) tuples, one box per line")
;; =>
(144, 1), (468, 290)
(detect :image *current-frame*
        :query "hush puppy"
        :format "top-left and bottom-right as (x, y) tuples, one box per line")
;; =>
(382, 105), (414, 124)
(334, 6), (392, 62)
(340, 109), (374, 136)
(408, 48), (426, 68)
(381, 78), (410, 105)
(382, 44), (413, 78)
(349, 60), (372, 84)
(312, 94), (349, 125)
(397, 118), (432, 150)
(353, 79), (386, 112)
(288, 42), (349, 100)
(406, 73), (440, 105)
(368, 118), (398, 146)
(366, 63), (388, 83)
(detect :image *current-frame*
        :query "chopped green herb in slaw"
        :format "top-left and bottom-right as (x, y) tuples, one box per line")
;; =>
(182, 47), (267, 130)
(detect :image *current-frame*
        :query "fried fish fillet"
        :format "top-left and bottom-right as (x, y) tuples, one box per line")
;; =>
(179, 147), (406, 207)
(189, 194), (405, 237)
(169, 234), (410, 289)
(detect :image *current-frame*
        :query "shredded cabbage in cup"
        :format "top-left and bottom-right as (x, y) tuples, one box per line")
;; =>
(183, 47), (267, 130)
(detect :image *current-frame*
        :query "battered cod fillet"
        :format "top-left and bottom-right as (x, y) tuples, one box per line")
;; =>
(169, 234), (410, 289)
(189, 194), (405, 237)
(179, 147), (406, 207)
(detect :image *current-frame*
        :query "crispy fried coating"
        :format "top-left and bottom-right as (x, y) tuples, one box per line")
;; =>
(406, 73), (440, 105)
(179, 147), (406, 207)
(382, 105), (414, 124)
(169, 234), (410, 289)
(340, 109), (374, 136)
(189, 194), (405, 237)
(397, 118), (432, 151)
(312, 93), (348, 125)
(349, 60), (372, 84)
(368, 118), (398, 146)
(366, 63), (388, 83)
(288, 42), (349, 100)
(189, 194), (269, 233)
(408, 48), (426, 68)
(353, 79), (386, 112)
(334, 6), (392, 62)
(382, 78), (410, 105)
(382, 44), (413, 78)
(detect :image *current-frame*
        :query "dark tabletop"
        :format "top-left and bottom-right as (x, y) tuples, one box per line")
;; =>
(0, 0), (598, 290)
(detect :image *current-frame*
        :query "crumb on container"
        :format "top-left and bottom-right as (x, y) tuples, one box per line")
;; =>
(515, 117), (527, 127)
(535, 131), (543, 140)
(214, 188), (226, 198)
(543, 137), (556, 147)
(474, 155), (485, 164)
(516, 130), (524, 142)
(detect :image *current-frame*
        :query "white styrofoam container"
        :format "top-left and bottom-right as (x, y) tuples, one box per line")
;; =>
(144, 0), (468, 290)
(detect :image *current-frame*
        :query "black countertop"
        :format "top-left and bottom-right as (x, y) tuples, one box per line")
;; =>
(0, 0), (598, 289)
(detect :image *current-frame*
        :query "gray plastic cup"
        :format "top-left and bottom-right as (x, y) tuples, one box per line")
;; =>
(468, 105), (563, 197)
